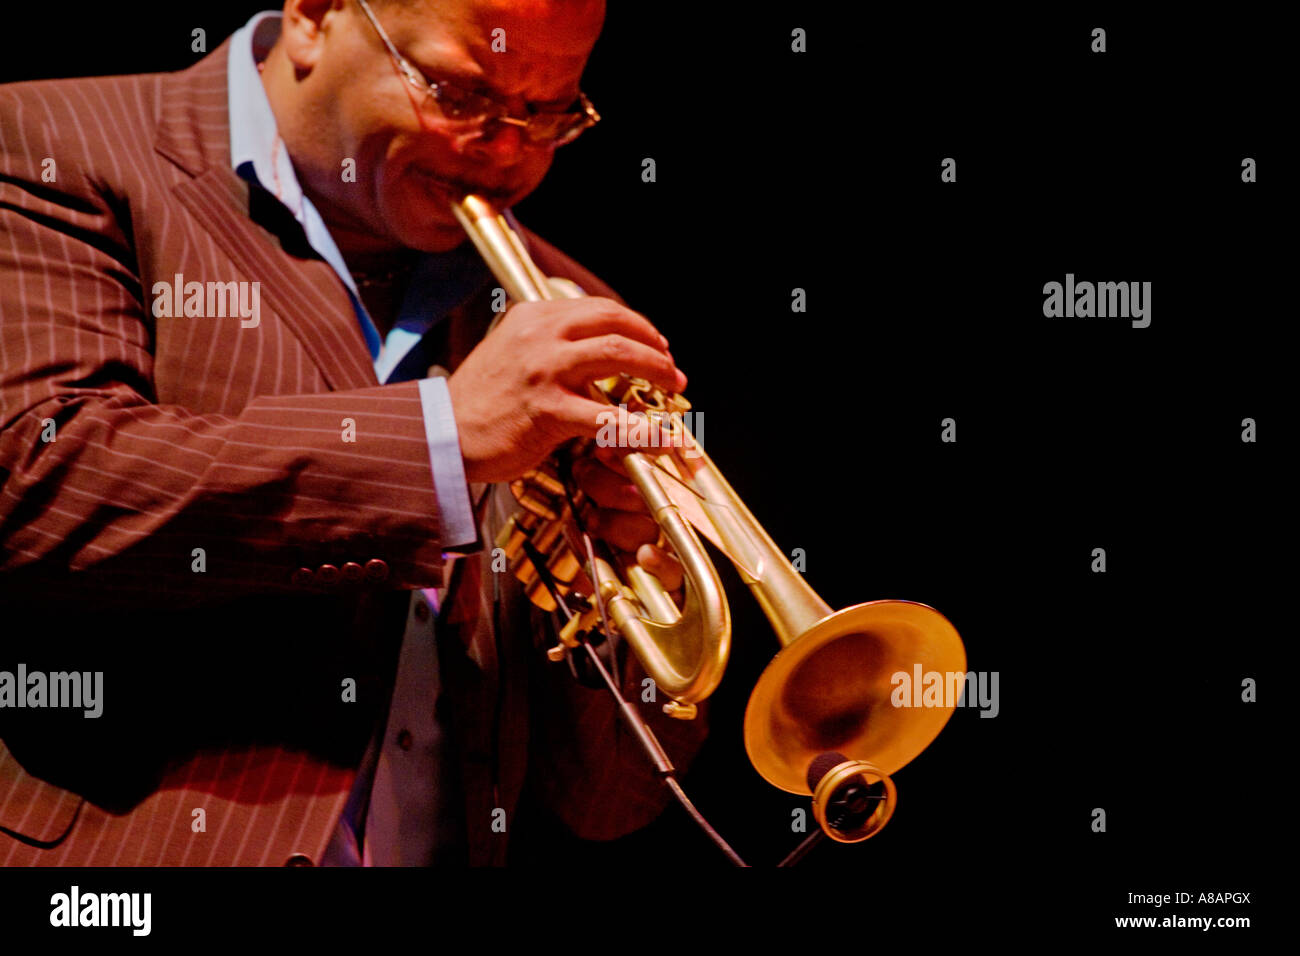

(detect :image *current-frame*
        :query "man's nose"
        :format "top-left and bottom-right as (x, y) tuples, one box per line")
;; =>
(459, 120), (529, 164)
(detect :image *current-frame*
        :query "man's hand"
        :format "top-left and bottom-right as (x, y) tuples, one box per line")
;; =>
(447, 297), (686, 484)
(573, 444), (684, 594)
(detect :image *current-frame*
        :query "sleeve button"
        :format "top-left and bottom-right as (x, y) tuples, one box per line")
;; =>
(316, 564), (340, 585)
(364, 559), (389, 581)
(341, 561), (364, 582)
(290, 567), (314, 586)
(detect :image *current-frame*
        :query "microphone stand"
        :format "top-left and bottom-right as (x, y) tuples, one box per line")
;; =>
(521, 535), (750, 867)
(518, 471), (835, 868)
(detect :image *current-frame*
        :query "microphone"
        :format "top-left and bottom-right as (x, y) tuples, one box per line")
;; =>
(806, 751), (896, 841)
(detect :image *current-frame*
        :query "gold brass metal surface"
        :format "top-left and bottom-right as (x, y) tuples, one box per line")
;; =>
(744, 601), (966, 795)
(455, 195), (732, 711)
(452, 193), (966, 841)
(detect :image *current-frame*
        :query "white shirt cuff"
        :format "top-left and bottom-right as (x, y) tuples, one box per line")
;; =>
(416, 376), (477, 550)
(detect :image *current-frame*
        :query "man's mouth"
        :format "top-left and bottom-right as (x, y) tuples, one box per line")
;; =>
(412, 167), (516, 206)
(412, 167), (459, 203)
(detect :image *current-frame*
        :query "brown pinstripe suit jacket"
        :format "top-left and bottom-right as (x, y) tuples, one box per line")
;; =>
(0, 38), (706, 866)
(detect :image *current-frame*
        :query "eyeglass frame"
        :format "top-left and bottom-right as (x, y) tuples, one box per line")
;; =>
(354, 0), (601, 147)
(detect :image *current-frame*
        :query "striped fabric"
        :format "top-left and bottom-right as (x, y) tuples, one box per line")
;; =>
(0, 36), (708, 866)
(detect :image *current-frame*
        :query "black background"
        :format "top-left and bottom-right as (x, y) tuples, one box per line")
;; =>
(0, 1), (1283, 939)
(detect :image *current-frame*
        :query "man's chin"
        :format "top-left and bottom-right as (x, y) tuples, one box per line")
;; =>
(384, 206), (468, 251)
(403, 224), (469, 253)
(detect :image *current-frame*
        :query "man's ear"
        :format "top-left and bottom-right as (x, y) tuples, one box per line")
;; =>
(279, 0), (348, 72)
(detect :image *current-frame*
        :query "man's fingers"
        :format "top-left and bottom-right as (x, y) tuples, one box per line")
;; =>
(554, 298), (669, 352)
(636, 543), (683, 593)
(560, 337), (686, 396)
(586, 508), (658, 552)
(591, 442), (629, 474)
(572, 456), (645, 510)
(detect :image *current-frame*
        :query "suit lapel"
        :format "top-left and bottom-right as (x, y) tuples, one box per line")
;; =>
(172, 168), (378, 391)
(153, 36), (377, 393)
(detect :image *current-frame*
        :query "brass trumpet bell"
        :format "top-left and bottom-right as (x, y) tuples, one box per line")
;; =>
(744, 600), (966, 838)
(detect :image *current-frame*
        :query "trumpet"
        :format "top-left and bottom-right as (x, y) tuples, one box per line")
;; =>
(451, 194), (966, 843)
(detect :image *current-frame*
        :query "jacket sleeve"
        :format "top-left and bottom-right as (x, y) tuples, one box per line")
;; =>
(0, 96), (445, 611)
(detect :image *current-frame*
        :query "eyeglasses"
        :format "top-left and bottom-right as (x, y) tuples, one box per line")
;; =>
(355, 0), (600, 147)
